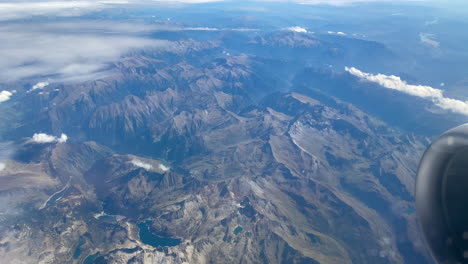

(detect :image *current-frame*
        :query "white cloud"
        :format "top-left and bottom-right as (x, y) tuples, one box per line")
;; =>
(31, 81), (49, 90)
(57, 134), (68, 143)
(31, 133), (57, 143)
(345, 67), (468, 116)
(435, 97), (468, 115)
(328, 31), (346, 35)
(130, 159), (170, 171)
(0, 91), (13, 102)
(345, 67), (443, 98)
(131, 159), (153, 170)
(158, 164), (170, 172)
(0, 163), (5, 171)
(31, 133), (68, 143)
(287, 26), (308, 33)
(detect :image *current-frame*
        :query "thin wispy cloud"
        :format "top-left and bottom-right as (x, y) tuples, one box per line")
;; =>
(425, 18), (439, 26)
(345, 67), (468, 116)
(183, 27), (257, 32)
(260, 0), (420, 5)
(420, 33), (440, 48)
(0, 0), (224, 20)
(28, 22), (254, 33)
(0, 22), (172, 82)
(0, 1), (104, 20)
(312, 0), (423, 5)
(0, 142), (16, 160)
(0, 0), (223, 83)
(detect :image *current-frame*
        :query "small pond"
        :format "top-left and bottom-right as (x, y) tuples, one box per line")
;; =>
(137, 221), (182, 247)
(83, 252), (100, 264)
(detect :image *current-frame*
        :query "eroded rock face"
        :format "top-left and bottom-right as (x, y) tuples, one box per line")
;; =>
(0, 35), (432, 263)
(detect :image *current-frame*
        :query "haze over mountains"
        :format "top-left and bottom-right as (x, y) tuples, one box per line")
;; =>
(0, 1), (467, 263)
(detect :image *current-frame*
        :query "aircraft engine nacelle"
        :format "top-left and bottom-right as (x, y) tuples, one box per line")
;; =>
(417, 124), (468, 264)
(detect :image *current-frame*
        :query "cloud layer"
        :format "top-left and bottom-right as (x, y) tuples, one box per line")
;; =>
(0, 0), (224, 20)
(0, 20), (258, 82)
(345, 67), (468, 116)
(0, 1), (105, 21)
(0, 22), (172, 82)
(31, 133), (68, 143)
(0, 0), (420, 21)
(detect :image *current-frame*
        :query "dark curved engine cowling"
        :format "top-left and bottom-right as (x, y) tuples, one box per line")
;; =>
(417, 124), (468, 264)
